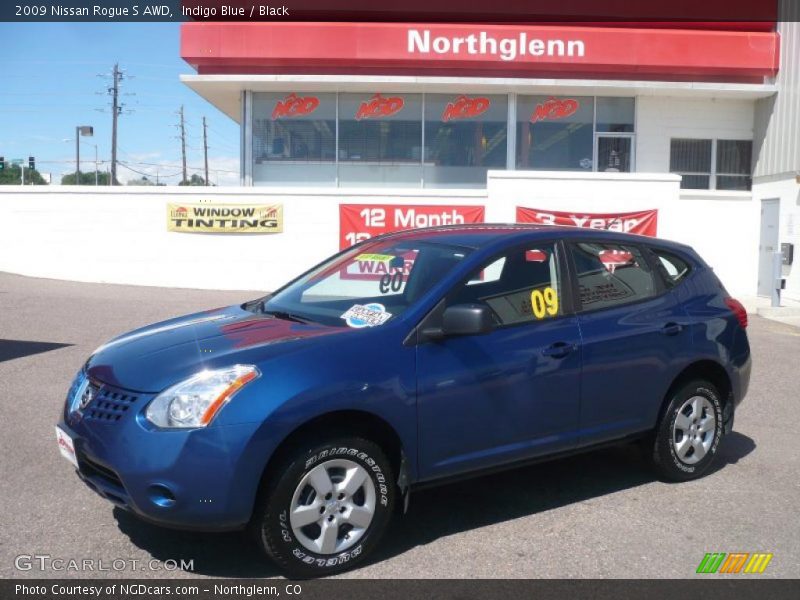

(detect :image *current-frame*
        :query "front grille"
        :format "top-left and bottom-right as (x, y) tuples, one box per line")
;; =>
(83, 386), (139, 422)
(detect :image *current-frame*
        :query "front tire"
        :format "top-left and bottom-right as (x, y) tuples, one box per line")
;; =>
(650, 380), (724, 481)
(252, 436), (395, 578)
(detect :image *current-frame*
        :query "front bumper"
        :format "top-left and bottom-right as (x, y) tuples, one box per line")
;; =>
(59, 383), (270, 531)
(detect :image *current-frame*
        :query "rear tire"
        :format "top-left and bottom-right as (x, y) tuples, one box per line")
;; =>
(252, 436), (395, 578)
(650, 380), (724, 481)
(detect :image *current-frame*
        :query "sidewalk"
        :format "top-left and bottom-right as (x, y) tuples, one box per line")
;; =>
(741, 295), (800, 329)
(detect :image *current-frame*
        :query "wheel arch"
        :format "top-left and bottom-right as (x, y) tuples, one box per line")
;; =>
(250, 409), (407, 521)
(656, 359), (733, 427)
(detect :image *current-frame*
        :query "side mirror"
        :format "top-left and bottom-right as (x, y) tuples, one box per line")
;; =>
(431, 304), (494, 338)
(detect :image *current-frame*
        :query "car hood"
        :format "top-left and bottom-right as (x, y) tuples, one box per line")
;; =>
(85, 304), (346, 393)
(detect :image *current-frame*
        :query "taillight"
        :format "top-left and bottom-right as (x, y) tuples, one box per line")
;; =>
(724, 297), (748, 329)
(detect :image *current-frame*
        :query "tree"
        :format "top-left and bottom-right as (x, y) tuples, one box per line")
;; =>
(0, 164), (48, 185)
(127, 176), (155, 186)
(178, 173), (207, 186)
(60, 171), (111, 185)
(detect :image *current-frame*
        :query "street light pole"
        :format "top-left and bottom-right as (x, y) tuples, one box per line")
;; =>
(75, 126), (80, 184)
(94, 145), (99, 186)
(74, 125), (94, 185)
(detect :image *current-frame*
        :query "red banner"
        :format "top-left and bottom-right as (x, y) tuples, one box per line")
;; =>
(340, 203), (485, 250)
(339, 203), (484, 280)
(516, 207), (658, 236)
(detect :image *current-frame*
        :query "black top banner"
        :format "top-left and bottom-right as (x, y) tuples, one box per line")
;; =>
(0, 0), (789, 23)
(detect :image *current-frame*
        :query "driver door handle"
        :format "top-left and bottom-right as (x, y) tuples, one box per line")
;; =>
(661, 322), (684, 336)
(542, 342), (577, 358)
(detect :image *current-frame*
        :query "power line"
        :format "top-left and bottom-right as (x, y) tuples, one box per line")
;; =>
(202, 116), (209, 186)
(177, 105), (187, 184)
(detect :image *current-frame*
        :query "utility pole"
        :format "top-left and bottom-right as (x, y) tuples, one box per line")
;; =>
(179, 105), (187, 184)
(109, 63), (123, 186)
(202, 116), (209, 186)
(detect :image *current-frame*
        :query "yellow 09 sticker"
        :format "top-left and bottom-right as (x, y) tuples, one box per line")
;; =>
(531, 287), (559, 319)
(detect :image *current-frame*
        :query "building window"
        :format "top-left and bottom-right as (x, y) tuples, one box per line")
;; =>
(252, 92), (336, 186)
(516, 96), (635, 172)
(423, 94), (508, 188)
(517, 95), (594, 171)
(670, 138), (752, 191)
(250, 92), (639, 187)
(716, 140), (752, 191)
(338, 93), (423, 187)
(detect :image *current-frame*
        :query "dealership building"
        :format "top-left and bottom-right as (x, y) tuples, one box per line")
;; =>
(175, 12), (800, 300)
(2, 11), (799, 299)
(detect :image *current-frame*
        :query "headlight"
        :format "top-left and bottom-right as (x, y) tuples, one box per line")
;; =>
(145, 365), (260, 429)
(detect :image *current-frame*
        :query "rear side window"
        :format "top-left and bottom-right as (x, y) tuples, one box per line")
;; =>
(570, 242), (655, 311)
(651, 248), (691, 287)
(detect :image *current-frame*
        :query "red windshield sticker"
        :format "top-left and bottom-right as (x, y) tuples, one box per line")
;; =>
(441, 95), (491, 121)
(530, 97), (579, 123)
(271, 93), (320, 120)
(355, 94), (405, 120)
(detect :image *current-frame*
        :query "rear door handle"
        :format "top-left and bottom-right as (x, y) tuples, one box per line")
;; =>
(542, 342), (577, 358)
(661, 322), (683, 336)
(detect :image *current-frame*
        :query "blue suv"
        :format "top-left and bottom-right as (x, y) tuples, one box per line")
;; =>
(57, 224), (751, 577)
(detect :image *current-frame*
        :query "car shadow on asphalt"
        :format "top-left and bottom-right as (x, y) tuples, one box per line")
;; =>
(113, 431), (755, 578)
(0, 339), (73, 362)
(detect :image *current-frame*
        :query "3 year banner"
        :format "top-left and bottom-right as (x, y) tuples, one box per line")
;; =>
(516, 207), (658, 236)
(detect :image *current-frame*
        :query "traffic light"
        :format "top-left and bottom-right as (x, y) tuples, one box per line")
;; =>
(0, 156), (5, 171)
(28, 156), (35, 170)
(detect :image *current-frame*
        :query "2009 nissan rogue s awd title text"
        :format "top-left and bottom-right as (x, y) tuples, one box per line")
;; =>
(57, 224), (751, 577)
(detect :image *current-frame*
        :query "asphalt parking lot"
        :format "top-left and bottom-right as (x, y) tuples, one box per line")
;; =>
(1, 271), (799, 579)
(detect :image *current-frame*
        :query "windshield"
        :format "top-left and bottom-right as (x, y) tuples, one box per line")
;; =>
(261, 238), (472, 328)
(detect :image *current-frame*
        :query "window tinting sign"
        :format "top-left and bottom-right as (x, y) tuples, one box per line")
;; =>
(271, 93), (320, 120)
(441, 95), (491, 121)
(530, 97), (580, 123)
(355, 94), (405, 120)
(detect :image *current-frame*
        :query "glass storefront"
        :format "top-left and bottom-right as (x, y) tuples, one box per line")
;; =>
(250, 92), (637, 187)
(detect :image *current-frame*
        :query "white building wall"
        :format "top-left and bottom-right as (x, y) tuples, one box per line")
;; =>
(636, 96), (756, 174)
(751, 177), (800, 301)
(0, 173), (760, 297)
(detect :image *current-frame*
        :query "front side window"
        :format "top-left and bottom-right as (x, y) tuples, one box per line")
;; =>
(570, 242), (655, 311)
(424, 94), (508, 188)
(265, 239), (471, 327)
(448, 243), (562, 326)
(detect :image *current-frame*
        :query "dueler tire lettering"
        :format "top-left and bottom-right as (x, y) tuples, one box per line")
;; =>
(649, 380), (724, 482)
(251, 436), (395, 578)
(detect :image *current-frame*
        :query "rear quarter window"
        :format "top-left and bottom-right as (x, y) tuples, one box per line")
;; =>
(651, 248), (692, 288)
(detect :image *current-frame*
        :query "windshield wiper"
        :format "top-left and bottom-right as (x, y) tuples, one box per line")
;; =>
(261, 309), (316, 324)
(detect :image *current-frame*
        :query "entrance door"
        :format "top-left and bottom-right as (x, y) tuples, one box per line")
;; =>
(596, 136), (633, 172)
(757, 199), (780, 296)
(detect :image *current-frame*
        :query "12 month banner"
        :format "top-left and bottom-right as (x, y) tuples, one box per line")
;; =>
(516, 206), (658, 236)
(167, 202), (283, 233)
(339, 203), (485, 250)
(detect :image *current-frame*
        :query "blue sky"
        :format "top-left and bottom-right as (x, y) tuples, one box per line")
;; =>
(0, 23), (240, 184)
